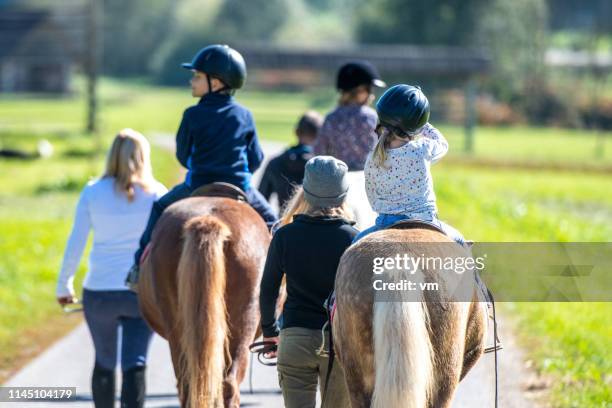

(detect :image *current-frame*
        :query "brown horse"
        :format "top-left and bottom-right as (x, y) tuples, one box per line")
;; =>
(333, 227), (488, 408)
(138, 196), (270, 408)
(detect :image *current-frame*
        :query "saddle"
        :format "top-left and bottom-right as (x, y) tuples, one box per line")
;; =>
(385, 219), (447, 236)
(191, 182), (247, 202)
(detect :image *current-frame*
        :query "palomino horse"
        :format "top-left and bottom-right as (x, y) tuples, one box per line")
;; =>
(333, 227), (488, 408)
(138, 195), (270, 408)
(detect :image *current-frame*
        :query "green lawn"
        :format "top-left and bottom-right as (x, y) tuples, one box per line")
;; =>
(0, 79), (610, 406)
(506, 302), (612, 407)
(434, 163), (612, 242)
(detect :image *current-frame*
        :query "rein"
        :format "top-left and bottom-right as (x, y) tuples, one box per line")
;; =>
(484, 288), (501, 408)
(248, 341), (278, 366)
(319, 293), (335, 408)
(61, 299), (83, 314)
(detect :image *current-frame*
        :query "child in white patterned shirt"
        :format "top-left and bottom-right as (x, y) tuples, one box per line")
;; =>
(354, 84), (466, 245)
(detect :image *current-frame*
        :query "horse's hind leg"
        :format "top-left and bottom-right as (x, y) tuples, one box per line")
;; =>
(461, 301), (487, 379)
(167, 337), (189, 407)
(333, 316), (374, 408)
(426, 336), (464, 408)
(222, 369), (240, 408)
(223, 276), (260, 407)
(340, 356), (373, 408)
(430, 302), (486, 408)
(221, 348), (245, 408)
(430, 360), (463, 408)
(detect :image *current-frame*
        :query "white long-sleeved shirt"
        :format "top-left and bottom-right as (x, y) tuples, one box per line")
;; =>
(56, 177), (167, 297)
(364, 123), (448, 217)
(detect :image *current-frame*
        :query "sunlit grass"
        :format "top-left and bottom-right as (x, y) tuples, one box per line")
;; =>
(505, 302), (612, 407)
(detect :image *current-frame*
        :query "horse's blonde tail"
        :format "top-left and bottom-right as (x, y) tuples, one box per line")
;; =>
(372, 286), (433, 408)
(177, 216), (230, 408)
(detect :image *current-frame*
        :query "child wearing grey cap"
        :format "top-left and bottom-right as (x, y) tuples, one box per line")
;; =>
(259, 156), (357, 408)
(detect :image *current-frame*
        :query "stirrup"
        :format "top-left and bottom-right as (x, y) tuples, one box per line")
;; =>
(484, 343), (503, 354)
(485, 309), (504, 353)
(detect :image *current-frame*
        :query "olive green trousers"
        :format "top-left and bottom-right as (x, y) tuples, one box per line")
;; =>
(277, 327), (349, 408)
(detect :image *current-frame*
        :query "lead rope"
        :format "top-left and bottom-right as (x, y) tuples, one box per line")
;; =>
(319, 325), (334, 408)
(319, 294), (335, 408)
(248, 353), (254, 394)
(488, 287), (499, 408)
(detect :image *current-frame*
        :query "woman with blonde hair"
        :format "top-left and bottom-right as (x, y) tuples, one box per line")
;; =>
(56, 129), (167, 408)
(259, 156), (356, 408)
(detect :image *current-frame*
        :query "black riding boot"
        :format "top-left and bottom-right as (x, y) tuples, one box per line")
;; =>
(92, 363), (115, 408)
(120, 365), (146, 408)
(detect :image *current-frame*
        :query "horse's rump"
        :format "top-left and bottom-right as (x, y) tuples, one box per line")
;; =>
(333, 228), (487, 408)
(139, 196), (270, 407)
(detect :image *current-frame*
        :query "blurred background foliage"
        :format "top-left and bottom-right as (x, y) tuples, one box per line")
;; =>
(5, 0), (612, 129)
(14, 0), (610, 129)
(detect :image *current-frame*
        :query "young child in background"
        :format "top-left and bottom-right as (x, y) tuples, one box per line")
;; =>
(258, 111), (323, 212)
(126, 44), (277, 289)
(354, 84), (466, 245)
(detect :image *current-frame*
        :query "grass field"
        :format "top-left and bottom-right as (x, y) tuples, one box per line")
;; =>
(0, 79), (610, 406)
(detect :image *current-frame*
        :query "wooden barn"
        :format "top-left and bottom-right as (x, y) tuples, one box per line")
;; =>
(237, 43), (490, 88)
(0, 10), (81, 93)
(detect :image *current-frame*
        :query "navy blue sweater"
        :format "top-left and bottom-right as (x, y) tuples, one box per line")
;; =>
(175, 93), (264, 191)
(258, 143), (314, 209)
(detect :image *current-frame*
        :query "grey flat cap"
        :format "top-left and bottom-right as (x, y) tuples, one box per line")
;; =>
(302, 156), (349, 208)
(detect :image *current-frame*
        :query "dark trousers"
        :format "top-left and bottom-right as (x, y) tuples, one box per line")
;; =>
(134, 182), (277, 265)
(82, 289), (153, 371)
(83, 289), (151, 407)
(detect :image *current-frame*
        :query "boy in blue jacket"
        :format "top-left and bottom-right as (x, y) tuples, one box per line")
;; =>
(126, 44), (277, 288)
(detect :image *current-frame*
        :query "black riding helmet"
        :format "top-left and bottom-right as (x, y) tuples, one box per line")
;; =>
(182, 44), (247, 90)
(376, 84), (430, 137)
(336, 61), (386, 91)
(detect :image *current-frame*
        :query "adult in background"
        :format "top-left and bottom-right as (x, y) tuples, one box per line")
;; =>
(56, 129), (167, 408)
(259, 156), (357, 408)
(314, 61), (386, 229)
(258, 111), (323, 212)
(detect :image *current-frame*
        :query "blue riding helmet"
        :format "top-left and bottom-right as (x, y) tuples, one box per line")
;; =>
(182, 44), (247, 90)
(376, 84), (430, 137)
